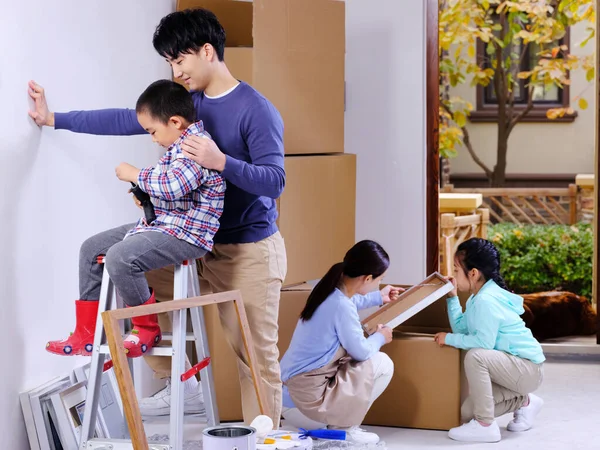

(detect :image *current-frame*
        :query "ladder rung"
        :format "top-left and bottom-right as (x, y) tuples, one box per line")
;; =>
(86, 438), (169, 450)
(99, 345), (174, 357)
(161, 332), (196, 341)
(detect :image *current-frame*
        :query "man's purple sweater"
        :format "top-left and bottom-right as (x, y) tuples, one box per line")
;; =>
(55, 82), (285, 245)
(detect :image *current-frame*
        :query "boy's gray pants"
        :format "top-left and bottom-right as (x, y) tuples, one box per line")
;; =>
(78, 223), (206, 306)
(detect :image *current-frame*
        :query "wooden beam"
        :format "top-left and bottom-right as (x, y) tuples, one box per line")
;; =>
(450, 187), (572, 197)
(234, 297), (269, 418)
(520, 196), (550, 225)
(426, 0), (440, 276)
(568, 183), (578, 225)
(489, 197), (522, 225)
(533, 196), (563, 224)
(108, 290), (242, 320)
(102, 311), (149, 450)
(548, 197), (569, 223)
(103, 290), (266, 447)
(504, 196), (535, 225)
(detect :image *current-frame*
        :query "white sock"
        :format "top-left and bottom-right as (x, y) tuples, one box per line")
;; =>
(183, 376), (199, 395)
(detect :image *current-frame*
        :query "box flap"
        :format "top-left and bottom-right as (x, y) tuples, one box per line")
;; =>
(282, 283), (313, 292)
(361, 273), (453, 335)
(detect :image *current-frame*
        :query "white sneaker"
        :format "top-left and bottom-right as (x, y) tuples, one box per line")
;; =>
(448, 419), (501, 443)
(139, 379), (205, 417)
(507, 394), (543, 432)
(344, 426), (380, 445)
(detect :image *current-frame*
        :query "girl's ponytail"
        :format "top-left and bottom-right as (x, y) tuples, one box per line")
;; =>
(300, 263), (344, 321)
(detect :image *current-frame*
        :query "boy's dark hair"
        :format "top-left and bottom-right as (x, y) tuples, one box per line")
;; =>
(153, 8), (226, 61)
(136, 80), (196, 125)
(455, 238), (508, 290)
(300, 240), (390, 321)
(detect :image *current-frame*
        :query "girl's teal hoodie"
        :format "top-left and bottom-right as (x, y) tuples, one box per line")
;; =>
(445, 279), (545, 364)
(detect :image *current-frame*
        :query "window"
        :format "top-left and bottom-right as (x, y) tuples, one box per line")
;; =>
(470, 24), (574, 123)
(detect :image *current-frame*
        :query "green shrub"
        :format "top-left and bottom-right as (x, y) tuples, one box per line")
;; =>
(487, 223), (593, 299)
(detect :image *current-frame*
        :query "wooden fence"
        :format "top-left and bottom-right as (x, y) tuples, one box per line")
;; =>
(441, 185), (577, 225)
(440, 208), (490, 276)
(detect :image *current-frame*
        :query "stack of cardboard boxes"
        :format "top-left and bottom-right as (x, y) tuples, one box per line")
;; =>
(175, 0), (466, 431)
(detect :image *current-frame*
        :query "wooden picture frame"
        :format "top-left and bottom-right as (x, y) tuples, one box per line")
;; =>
(361, 273), (454, 335)
(101, 290), (265, 450)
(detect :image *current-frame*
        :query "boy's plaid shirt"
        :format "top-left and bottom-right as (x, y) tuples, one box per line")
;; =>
(125, 121), (225, 251)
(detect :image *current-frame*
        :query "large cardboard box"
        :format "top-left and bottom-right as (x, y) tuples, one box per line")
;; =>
(177, 0), (345, 155)
(363, 332), (464, 430)
(278, 154), (356, 286)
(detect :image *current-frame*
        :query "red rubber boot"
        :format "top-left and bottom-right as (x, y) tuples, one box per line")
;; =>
(123, 290), (162, 358)
(46, 300), (99, 356)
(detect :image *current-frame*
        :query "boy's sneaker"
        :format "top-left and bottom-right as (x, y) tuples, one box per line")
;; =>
(448, 419), (501, 443)
(343, 426), (380, 445)
(507, 394), (543, 432)
(139, 379), (205, 417)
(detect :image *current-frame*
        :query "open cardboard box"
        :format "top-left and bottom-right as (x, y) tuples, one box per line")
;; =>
(176, 0), (345, 155)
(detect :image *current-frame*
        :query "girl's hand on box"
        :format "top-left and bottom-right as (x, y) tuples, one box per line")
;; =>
(377, 324), (393, 344)
(434, 332), (447, 347)
(445, 276), (458, 297)
(381, 285), (405, 304)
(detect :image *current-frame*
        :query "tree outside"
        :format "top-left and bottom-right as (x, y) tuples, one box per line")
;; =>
(439, 0), (595, 187)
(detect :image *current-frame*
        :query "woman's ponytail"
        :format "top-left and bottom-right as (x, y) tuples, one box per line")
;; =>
(300, 262), (344, 321)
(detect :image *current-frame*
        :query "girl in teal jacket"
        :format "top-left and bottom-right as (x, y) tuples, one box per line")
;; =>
(434, 238), (545, 444)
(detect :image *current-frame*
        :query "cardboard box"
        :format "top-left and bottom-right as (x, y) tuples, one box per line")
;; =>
(278, 284), (313, 355)
(278, 154), (356, 286)
(177, 0), (345, 155)
(363, 332), (464, 430)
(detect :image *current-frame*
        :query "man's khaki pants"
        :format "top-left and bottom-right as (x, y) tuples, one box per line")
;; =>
(144, 232), (287, 426)
(461, 348), (544, 424)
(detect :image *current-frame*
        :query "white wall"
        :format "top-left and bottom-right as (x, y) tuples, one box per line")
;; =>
(345, 0), (428, 283)
(0, 1), (175, 447)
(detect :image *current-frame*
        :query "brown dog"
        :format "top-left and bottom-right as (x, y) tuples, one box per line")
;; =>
(520, 291), (597, 342)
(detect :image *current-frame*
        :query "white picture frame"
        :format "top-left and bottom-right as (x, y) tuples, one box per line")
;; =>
(20, 374), (73, 450)
(73, 362), (129, 440)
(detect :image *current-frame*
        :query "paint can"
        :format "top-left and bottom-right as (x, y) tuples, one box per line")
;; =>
(202, 425), (257, 450)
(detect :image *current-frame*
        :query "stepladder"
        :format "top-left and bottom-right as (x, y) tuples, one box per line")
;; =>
(80, 258), (219, 450)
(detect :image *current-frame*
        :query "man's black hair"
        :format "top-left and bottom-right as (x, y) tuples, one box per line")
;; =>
(135, 80), (196, 124)
(153, 8), (226, 61)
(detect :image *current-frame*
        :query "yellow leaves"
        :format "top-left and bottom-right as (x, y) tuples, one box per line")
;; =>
(586, 68), (595, 82)
(517, 71), (532, 79)
(551, 47), (560, 58)
(492, 232), (503, 243)
(513, 229), (524, 239)
(546, 95), (587, 115)
(546, 103), (581, 120)
(454, 111), (467, 128)
(467, 45), (475, 59)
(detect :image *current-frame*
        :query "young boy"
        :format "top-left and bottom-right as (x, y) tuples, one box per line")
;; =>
(46, 79), (225, 358)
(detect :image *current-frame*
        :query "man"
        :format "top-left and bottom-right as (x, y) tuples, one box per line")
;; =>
(28, 8), (287, 425)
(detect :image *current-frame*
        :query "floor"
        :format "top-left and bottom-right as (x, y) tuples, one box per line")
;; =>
(144, 356), (600, 449)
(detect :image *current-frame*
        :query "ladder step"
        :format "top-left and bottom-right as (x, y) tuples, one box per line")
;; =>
(161, 332), (197, 342)
(99, 345), (175, 357)
(86, 438), (169, 450)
